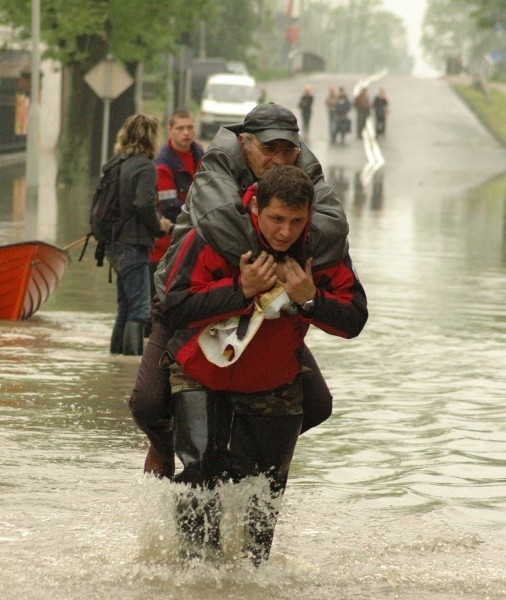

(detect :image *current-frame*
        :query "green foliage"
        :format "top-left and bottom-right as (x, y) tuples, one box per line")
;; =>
(253, 67), (291, 82)
(423, 0), (506, 74)
(0, 1), (31, 32)
(186, 0), (266, 72)
(0, 0), (210, 182)
(0, 0), (209, 65)
(465, 0), (506, 29)
(421, 0), (478, 70)
(453, 83), (506, 146)
(42, 1), (108, 63)
(0, 0), (410, 76)
(297, 0), (410, 74)
(469, 170), (506, 204)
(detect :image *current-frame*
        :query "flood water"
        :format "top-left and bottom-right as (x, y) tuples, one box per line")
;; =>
(0, 75), (505, 599)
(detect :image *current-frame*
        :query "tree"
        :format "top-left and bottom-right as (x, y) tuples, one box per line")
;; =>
(185, 0), (277, 74)
(464, 0), (506, 77)
(298, 0), (409, 75)
(422, 0), (506, 75)
(421, 0), (477, 72)
(0, 0), (208, 182)
(464, 0), (506, 29)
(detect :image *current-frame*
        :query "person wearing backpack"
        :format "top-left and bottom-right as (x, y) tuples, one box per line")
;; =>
(104, 114), (170, 355)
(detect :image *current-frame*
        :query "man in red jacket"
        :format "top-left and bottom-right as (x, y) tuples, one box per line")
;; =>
(163, 165), (368, 564)
(148, 109), (204, 293)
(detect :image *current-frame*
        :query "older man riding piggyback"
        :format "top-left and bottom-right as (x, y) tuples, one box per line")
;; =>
(130, 102), (351, 479)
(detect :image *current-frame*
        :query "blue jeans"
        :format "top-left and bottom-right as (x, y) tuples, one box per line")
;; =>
(106, 242), (150, 329)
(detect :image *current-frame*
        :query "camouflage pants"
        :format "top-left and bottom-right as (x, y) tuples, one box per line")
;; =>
(169, 360), (303, 488)
(168, 361), (304, 417)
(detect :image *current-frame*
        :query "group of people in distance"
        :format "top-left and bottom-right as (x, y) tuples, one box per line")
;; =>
(296, 83), (389, 145)
(103, 100), (368, 565)
(350, 85), (389, 141)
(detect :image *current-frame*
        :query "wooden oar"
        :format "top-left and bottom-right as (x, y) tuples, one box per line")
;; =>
(64, 236), (88, 252)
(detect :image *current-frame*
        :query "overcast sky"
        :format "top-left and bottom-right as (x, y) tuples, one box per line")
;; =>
(380, 0), (439, 76)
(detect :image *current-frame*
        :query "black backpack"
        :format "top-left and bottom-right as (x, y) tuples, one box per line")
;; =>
(79, 155), (128, 274)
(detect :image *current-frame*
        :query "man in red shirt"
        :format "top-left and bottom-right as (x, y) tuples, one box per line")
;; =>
(148, 110), (205, 289)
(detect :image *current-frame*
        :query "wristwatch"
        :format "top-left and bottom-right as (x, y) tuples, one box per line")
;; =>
(299, 297), (316, 314)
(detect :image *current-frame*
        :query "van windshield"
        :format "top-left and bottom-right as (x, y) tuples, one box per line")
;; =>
(205, 84), (256, 102)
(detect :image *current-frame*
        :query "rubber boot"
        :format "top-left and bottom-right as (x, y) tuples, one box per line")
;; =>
(229, 410), (303, 565)
(132, 414), (175, 479)
(144, 442), (175, 479)
(128, 321), (175, 475)
(172, 389), (233, 555)
(110, 324), (124, 354)
(243, 492), (280, 566)
(172, 389), (232, 486)
(122, 321), (144, 355)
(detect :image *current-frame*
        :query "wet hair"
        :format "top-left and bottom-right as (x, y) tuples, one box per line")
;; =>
(169, 109), (193, 127)
(114, 113), (160, 159)
(256, 165), (314, 212)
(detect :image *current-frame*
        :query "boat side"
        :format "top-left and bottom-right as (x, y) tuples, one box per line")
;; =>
(0, 241), (70, 320)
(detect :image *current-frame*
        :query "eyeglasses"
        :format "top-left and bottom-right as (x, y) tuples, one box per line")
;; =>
(250, 138), (300, 158)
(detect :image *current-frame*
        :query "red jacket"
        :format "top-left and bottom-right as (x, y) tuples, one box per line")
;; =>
(149, 140), (204, 264)
(162, 196), (368, 392)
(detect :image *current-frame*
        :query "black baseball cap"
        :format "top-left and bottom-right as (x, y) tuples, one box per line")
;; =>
(229, 103), (300, 146)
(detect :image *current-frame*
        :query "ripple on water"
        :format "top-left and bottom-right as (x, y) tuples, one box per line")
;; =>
(1, 477), (504, 600)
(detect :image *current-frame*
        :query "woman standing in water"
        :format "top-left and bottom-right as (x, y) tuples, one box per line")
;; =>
(105, 114), (170, 355)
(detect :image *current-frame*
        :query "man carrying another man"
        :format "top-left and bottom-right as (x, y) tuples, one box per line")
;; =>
(130, 103), (352, 479)
(161, 164), (367, 562)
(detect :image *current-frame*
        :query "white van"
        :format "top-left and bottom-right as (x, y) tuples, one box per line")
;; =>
(199, 73), (257, 139)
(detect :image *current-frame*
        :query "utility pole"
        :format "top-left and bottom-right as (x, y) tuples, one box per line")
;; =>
(26, 0), (40, 200)
(199, 21), (206, 59)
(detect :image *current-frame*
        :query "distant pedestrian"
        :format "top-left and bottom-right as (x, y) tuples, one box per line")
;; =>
(334, 87), (352, 144)
(258, 88), (270, 104)
(297, 85), (314, 141)
(325, 85), (338, 144)
(325, 85), (339, 143)
(373, 88), (389, 137)
(354, 87), (371, 140)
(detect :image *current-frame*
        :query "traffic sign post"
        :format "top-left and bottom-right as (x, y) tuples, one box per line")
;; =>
(84, 56), (134, 166)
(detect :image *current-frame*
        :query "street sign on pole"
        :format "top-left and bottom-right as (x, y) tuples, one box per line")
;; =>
(84, 56), (133, 100)
(84, 56), (134, 166)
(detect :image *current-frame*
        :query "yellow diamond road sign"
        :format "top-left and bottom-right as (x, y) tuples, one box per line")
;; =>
(84, 59), (133, 100)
